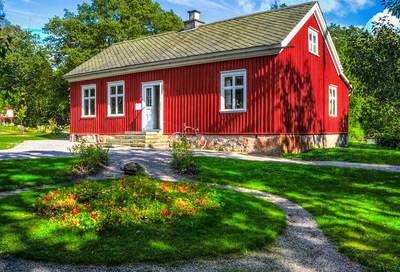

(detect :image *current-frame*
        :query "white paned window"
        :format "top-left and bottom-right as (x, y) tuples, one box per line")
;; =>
(308, 28), (319, 55)
(329, 85), (338, 117)
(220, 70), (247, 112)
(81, 85), (96, 118)
(108, 81), (125, 116)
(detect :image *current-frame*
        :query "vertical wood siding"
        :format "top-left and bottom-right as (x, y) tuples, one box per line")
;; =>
(70, 14), (348, 136)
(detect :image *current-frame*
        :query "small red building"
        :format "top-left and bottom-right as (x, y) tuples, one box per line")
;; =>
(64, 2), (350, 153)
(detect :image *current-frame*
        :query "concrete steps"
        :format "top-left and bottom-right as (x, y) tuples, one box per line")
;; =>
(105, 132), (170, 149)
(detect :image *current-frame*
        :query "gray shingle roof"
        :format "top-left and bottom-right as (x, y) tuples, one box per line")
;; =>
(65, 2), (316, 79)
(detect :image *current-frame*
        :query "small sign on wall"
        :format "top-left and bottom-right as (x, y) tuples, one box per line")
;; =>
(135, 103), (142, 110)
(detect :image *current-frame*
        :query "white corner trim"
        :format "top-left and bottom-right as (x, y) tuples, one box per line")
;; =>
(280, 2), (349, 86)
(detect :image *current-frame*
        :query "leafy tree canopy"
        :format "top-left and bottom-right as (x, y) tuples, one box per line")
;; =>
(329, 18), (400, 142)
(382, 0), (400, 18)
(44, 0), (183, 74)
(270, 0), (287, 10)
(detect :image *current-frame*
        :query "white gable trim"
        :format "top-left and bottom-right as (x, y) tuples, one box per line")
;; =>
(280, 2), (350, 87)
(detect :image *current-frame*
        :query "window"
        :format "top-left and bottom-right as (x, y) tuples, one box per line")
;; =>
(108, 81), (125, 116)
(220, 70), (246, 112)
(81, 85), (96, 118)
(145, 87), (152, 107)
(308, 28), (319, 55)
(329, 85), (337, 117)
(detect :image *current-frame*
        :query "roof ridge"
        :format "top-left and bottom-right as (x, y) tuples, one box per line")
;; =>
(200, 1), (317, 28)
(109, 1), (317, 48)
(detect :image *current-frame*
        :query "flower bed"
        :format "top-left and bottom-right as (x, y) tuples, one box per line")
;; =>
(0, 177), (285, 265)
(35, 178), (220, 233)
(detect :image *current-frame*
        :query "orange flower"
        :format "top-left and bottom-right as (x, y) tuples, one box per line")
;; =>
(91, 211), (97, 220)
(195, 198), (206, 204)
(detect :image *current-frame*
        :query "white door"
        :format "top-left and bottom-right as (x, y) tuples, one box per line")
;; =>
(142, 82), (162, 132)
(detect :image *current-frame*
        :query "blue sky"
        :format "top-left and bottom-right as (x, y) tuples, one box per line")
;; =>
(3, 0), (399, 34)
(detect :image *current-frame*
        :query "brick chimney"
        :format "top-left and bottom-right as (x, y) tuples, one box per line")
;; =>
(183, 10), (204, 31)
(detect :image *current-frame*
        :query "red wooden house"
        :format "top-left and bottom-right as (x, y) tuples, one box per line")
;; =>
(64, 1), (350, 153)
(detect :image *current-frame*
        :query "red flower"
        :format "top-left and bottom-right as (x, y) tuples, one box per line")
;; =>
(91, 211), (97, 220)
(70, 207), (81, 216)
(161, 210), (169, 216)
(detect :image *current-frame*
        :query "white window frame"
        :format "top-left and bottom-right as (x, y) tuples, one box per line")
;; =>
(107, 80), (125, 117)
(308, 27), (319, 56)
(329, 85), (338, 117)
(81, 84), (96, 118)
(220, 69), (247, 113)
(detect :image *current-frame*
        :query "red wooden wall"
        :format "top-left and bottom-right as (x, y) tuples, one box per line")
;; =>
(70, 14), (348, 136)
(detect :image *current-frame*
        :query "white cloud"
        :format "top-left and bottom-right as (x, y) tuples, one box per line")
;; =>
(238, 0), (256, 13)
(366, 9), (400, 30)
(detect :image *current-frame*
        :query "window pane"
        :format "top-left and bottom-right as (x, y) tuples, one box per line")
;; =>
(90, 98), (95, 116)
(111, 97), (116, 115)
(90, 88), (95, 97)
(84, 89), (89, 98)
(117, 85), (123, 95)
(117, 96), (124, 114)
(224, 77), (233, 87)
(146, 88), (152, 107)
(224, 89), (233, 109)
(110, 86), (116, 95)
(235, 76), (244, 86)
(235, 88), (244, 109)
(84, 100), (89, 116)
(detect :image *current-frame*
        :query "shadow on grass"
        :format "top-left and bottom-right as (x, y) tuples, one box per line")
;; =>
(0, 184), (286, 265)
(196, 157), (400, 272)
(0, 157), (76, 192)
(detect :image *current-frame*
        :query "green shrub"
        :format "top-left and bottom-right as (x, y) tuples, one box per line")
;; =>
(35, 177), (220, 233)
(170, 135), (198, 175)
(376, 133), (400, 149)
(69, 142), (109, 176)
(349, 121), (365, 142)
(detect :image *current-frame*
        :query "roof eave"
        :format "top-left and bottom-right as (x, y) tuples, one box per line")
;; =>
(64, 45), (283, 83)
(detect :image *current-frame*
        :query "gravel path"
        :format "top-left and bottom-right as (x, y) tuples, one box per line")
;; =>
(0, 147), (363, 272)
(0, 140), (73, 160)
(1, 140), (399, 173)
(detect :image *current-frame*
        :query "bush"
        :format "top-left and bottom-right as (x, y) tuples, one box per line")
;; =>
(69, 142), (109, 176)
(170, 134), (198, 175)
(35, 177), (220, 233)
(376, 133), (400, 149)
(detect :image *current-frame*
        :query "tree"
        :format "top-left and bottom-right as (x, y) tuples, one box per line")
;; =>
(329, 20), (400, 145)
(270, 0), (287, 10)
(381, 0), (400, 18)
(44, 0), (183, 75)
(0, 25), (61, 126)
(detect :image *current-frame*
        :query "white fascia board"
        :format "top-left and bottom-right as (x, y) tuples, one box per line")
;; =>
(280, 2), (350, 87)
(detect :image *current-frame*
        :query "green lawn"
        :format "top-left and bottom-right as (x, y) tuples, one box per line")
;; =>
(0, 126), (68, 150)
(0, 179), (285, 265)
(196, 157), (400, 272)
(0, 157), (76, 192)
(283, 143), (400, 166)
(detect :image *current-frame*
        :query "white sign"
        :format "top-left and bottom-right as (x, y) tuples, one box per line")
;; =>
(6, 109), (14, 118)
(135, 103), (142, 110)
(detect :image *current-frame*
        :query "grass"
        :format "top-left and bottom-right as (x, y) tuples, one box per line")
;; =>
(0, 157), (76, 192)
(283, 143), (400, 166)
(0, 126), (68, 150)
(196, 157), (400, 272)
(0, 178), (286, 265)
